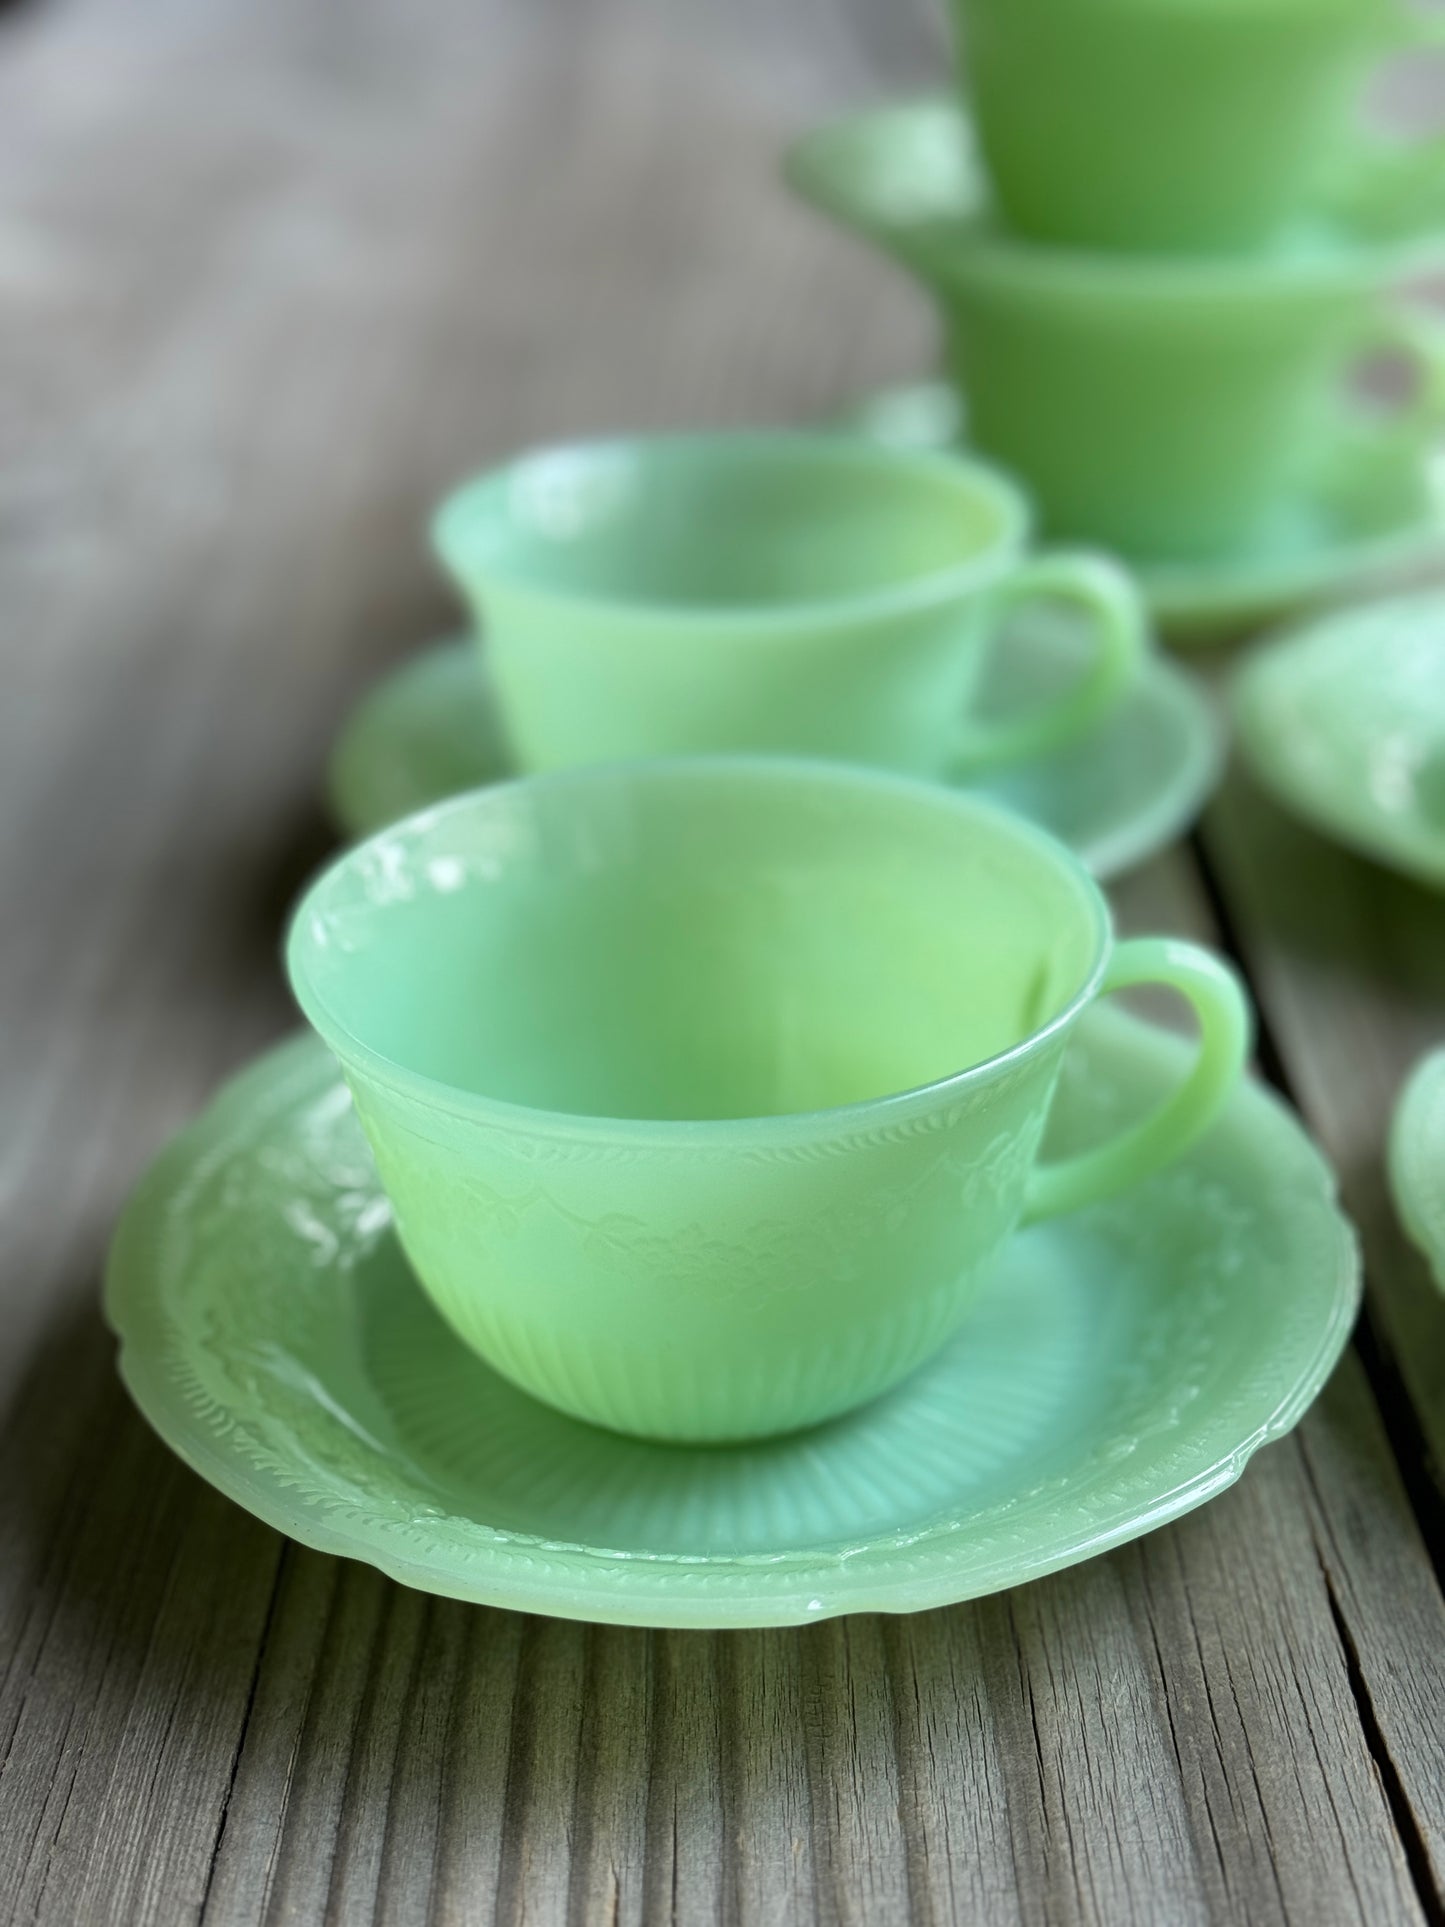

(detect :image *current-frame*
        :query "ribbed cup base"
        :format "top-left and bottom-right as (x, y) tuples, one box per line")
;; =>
(419, 1268), (989, 1442)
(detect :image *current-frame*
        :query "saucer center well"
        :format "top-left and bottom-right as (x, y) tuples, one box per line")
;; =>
(352, 1220), (1132, 1562)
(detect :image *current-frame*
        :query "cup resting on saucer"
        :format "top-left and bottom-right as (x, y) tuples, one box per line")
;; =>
(433, 432), (1147, 776)
(288, 759), (1248, 1442)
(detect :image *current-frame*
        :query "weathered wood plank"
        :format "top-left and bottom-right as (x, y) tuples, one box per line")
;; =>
(1202, 762), (1445, 1897)
(1203, 768), (1445, 1444)
(408, 1609), (526, 1927)
(878, 1608), (1028, 1927)
(0, 1359), (283, 1927)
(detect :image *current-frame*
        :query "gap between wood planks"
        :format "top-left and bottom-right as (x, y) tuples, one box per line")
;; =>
(1188, 804), (1445, 1924)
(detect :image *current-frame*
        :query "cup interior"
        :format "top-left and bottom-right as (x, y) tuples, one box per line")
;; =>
(434, 436), (1021, 612)
(291, 764), (1107, 1126)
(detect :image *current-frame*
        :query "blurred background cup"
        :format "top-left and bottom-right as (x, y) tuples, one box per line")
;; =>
(433, 433), (1147, 774)
(786, 101), (1445, 561)
(952, 0), (1445, 255)
(286, 759), (1249, 1443)
(939, 259), (1445, 559)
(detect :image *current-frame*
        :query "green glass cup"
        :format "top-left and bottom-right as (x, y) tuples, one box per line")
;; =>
(787, 102), (1445, 560)
(287, 759), (1249, 1444)
(941, 263), (1445, 560)
(952, 0), (1443, 256)
(433, 434), (1147, 775)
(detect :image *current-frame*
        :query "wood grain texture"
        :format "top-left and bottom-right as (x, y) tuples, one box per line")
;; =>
(1201, 764), (1445, 1904)
(5, 0), (1445, 1922)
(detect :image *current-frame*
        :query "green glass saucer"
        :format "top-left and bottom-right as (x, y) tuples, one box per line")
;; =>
(827, 382), (1445, 646)
(325, 637), (1221, 880)
(1390, 1050), (1445, 1293)
(105, 1008), (1357, 1628)
(1232, 587), (1445, 887)
(786, 97), (1445, 295)
(1145, 438), (1445, 645)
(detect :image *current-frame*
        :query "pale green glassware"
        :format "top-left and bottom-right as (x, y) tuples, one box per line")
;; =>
(104, 1008), (1358, 1626)
(1233, 587), (1445, 885)
(287, 760), (1249, 1444)
(827, 381), (1445, 645)
(1140, 432), (1445, 641)
(785, 101), (1445, 561)
(951, 0), (1444, 256)
(1390, 1049), (1445, 1291)
(323, 632), (1223, 879)
(432, 433), (1146, 775)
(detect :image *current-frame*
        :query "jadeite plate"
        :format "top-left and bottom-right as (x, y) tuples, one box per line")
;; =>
(105, 1007), (1358, 1627)
(325, 637), (1222, 880)
(828, 382), (1445, 646)
(1390, 1050), (1445, 1291)
(1232, 587), (1445, 887)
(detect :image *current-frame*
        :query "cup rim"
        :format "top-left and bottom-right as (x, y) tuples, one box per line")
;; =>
(429, 431), (1035, 633)
(286, 757), (1114, 1148)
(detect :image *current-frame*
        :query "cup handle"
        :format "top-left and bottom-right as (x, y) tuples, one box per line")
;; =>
(1355, 306), (1445, 443)
(1022, 938), (1250, 1224)
(950, 551), (1149, 772)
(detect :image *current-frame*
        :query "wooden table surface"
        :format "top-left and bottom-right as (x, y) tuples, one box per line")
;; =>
(7, 0), (1445, 1921)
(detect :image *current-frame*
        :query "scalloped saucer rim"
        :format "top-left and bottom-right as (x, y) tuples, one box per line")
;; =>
(324, 638), (1222, 880)
(105, 1010), (1358, 1628)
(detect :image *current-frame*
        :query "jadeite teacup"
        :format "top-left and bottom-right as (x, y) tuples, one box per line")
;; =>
(787, 102), (1445, 560)
(432, 433), (1147, 774)
(939, 265), (1445, 561)
(287, 759), (1249, 1444)
(952, 0), (1444, 255)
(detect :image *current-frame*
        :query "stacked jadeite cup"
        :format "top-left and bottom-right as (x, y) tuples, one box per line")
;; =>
(284, 6), (1445, 1456)
(788, 0), (1445, 571)
(959, 0), (1432, 255)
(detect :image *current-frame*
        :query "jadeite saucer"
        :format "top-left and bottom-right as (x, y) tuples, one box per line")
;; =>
(105, 1008), (1356, 1627)
(828, 382), (1445, 646)
(325, 638), (1222, 880)
(1390, 1050), (1445, 1292)
(1232, 587), (1445, 887)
